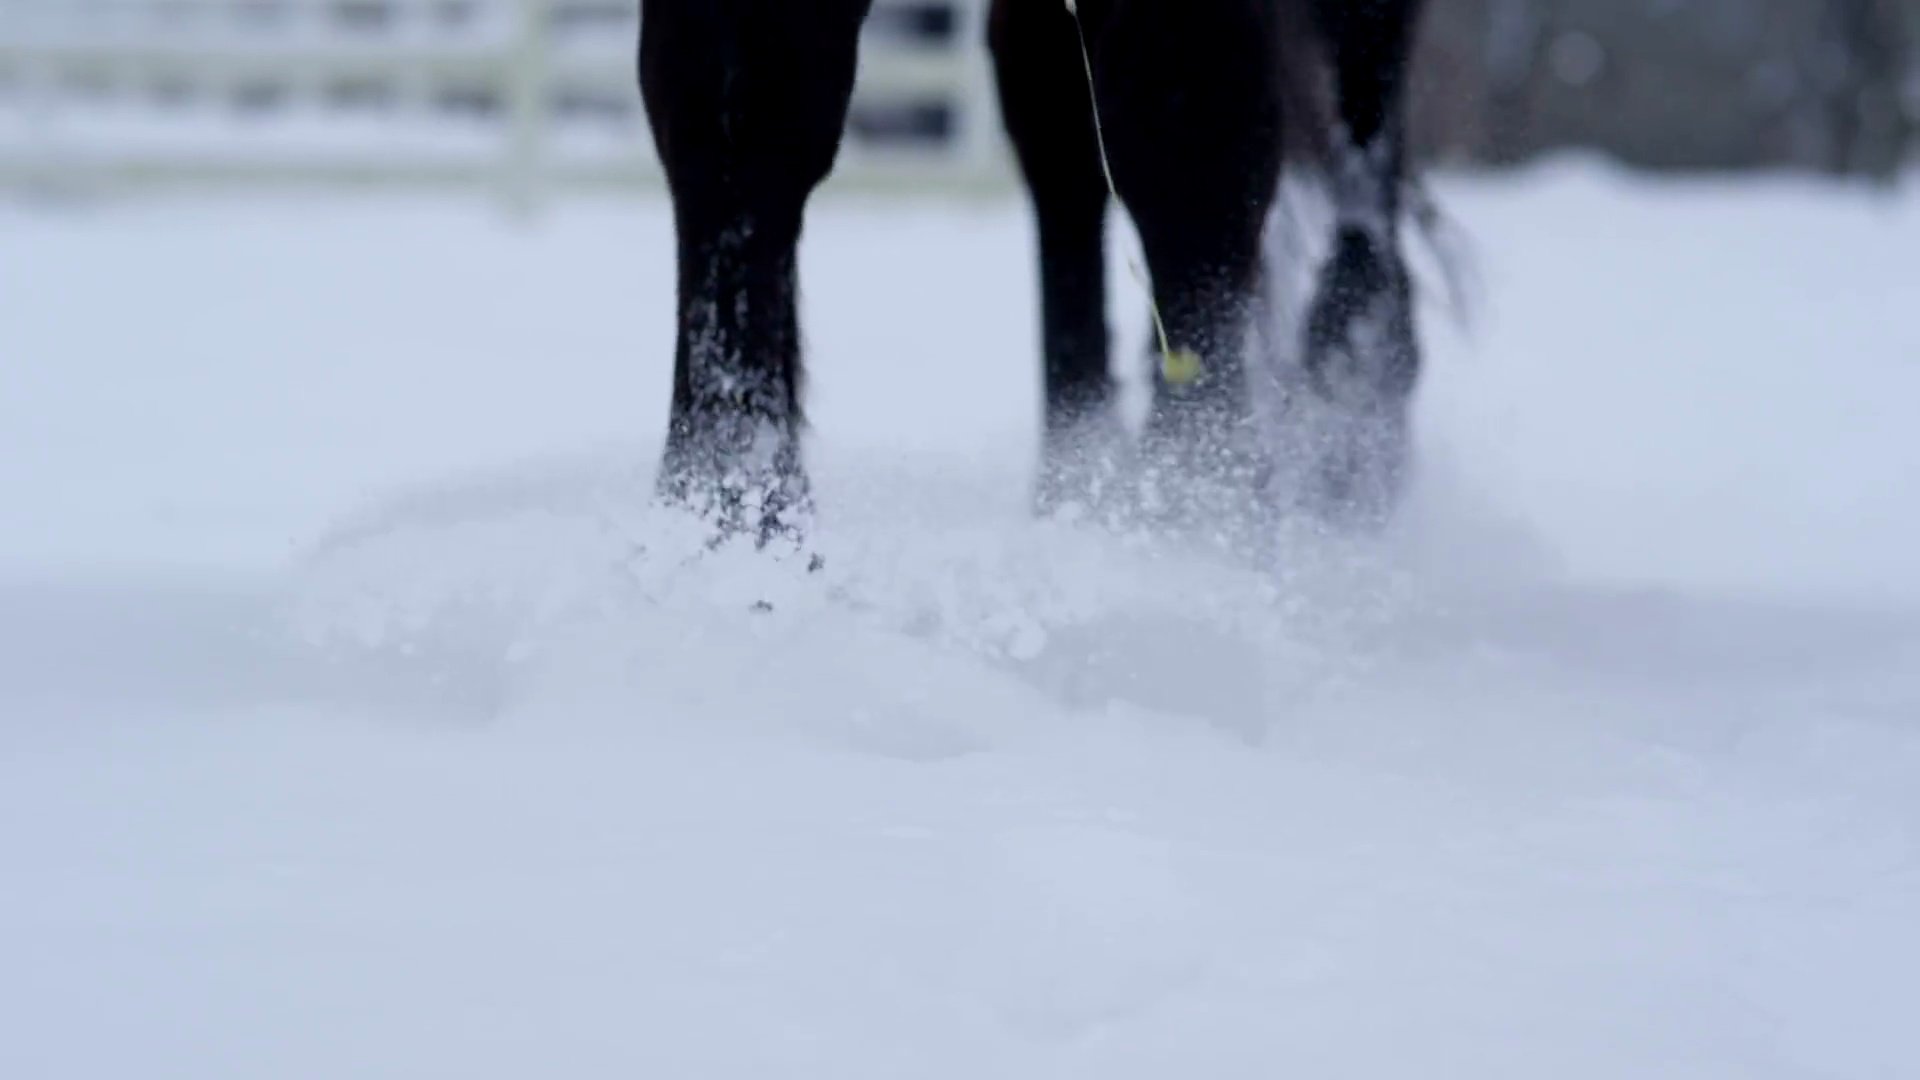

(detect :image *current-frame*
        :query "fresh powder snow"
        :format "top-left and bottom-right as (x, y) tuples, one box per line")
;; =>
(2, 161), (1917, 1078)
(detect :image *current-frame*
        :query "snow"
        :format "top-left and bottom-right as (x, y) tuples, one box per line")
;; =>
(3, 161), (1918, 1077)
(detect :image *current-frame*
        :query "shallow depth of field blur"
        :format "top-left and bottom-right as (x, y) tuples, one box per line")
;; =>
(3, 3), (1919, 1078)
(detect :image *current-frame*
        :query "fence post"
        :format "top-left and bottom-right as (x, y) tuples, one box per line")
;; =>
(501, 0), (551, 217)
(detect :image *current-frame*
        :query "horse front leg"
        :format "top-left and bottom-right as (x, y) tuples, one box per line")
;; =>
(640, 0), (871, 545)
(989, 0), (1120, 517)
(1299, 0), (1426, 525)
(1095, 0), (1283, 532)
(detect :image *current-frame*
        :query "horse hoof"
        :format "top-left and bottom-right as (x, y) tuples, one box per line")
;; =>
(656, 463), (814, 551)
(1034, 414), (1137, 525)
(1296, 406), (1408, 531)
(1304, 228), (1418, 411)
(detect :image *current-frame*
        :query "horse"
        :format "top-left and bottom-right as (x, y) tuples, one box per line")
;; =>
(639, 0), (1427, 546)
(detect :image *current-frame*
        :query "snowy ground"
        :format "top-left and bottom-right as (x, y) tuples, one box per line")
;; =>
(3, 163), (1918, 1078)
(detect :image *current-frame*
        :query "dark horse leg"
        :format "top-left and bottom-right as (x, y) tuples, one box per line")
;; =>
(1298, 0), (1426, 523)
(1096, 0), (1286, 521)
(988, 0), (1117, 515)
(991, 0), (1284, 526)
(639, 0), (872, 544)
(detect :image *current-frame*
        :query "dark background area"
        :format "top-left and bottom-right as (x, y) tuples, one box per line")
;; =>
(1410, 0), (1916, 177)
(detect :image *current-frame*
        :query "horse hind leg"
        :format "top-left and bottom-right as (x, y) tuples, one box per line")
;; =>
(1092, 0), (1284, 529)
(639, 0), (871, 545)
(989, 0), (1121, 517)
(1298, 0), (1426, 525)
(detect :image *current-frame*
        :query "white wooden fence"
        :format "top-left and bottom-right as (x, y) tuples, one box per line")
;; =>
(0, 0), (1011, 207)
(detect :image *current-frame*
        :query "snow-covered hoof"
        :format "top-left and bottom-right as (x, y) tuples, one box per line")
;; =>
(1303, 228), (1417, 410)
(655, 438), (814, 551)
(1296, 406), (1408, 531)
(1133, 411), (1277, 556)
(1034, 411), (1138, 526)
(1295, 227), (1419, 528)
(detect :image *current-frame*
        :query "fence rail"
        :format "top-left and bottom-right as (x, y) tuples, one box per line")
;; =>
(0, 0), (1010, 206)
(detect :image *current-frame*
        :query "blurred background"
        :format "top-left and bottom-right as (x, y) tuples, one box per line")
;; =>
(1, 0), (1914, 209)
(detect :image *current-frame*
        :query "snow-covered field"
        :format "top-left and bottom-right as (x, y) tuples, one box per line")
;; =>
(3, 163), (1918, 1078)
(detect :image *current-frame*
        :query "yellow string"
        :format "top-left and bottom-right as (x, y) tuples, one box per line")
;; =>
(1065, 1), (1204, 386)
